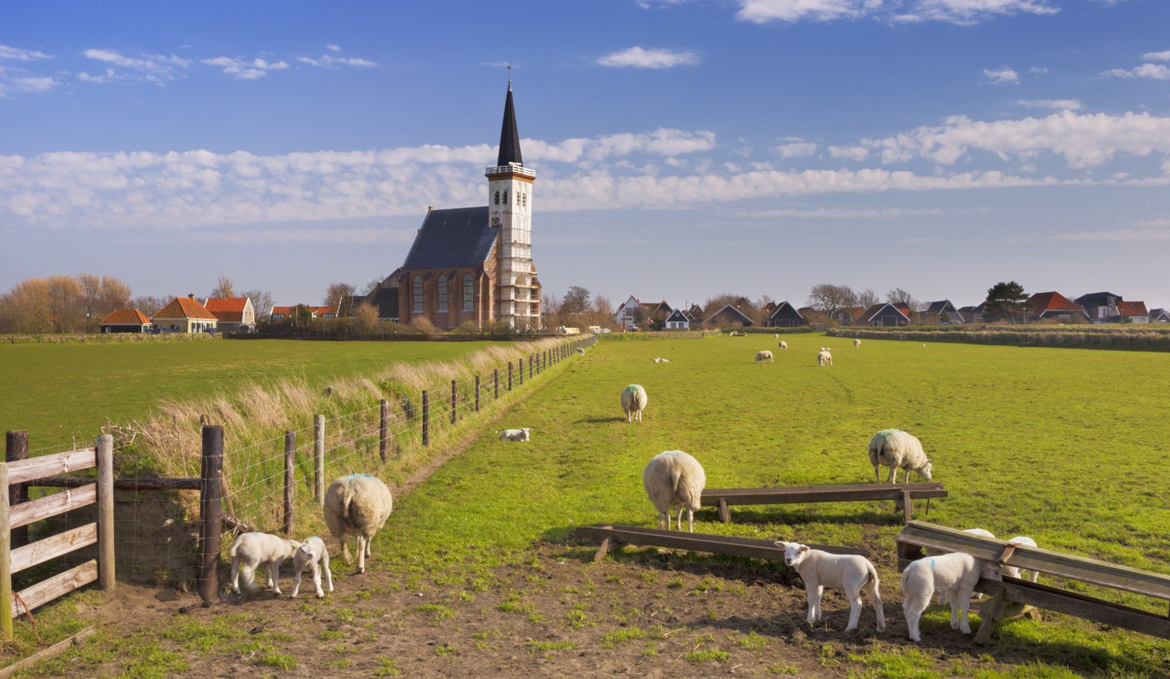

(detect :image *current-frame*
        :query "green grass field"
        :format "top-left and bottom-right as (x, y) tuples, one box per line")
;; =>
(0, 339), (503, 450)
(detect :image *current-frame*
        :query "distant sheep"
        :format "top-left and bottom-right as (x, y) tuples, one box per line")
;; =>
(323, 474), (393, 574)
(653, 357), (671, 363)
(901, 552), (997, 642)
(642, 450), (706, 532)
(854, 338), (861, 348)
(498, 428), (532, 442)
(755, 350), (774, 364)
(774, 334), (779, 339)
(867, 429), (932, 484)
(817, 348), (833, 367)
(577, 347), (585, 356)
(230, 532), (301, 596)
(290, 536), (333, 598)
(621, 384), (648, 423)
(1005, 536), (1039, 582)
(778, 340), (788, 350)
(776, 541), (885, 632)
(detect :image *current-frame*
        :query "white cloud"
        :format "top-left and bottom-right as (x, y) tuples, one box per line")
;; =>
(736, 0), (869, 23)
(983, 66), (1019, 84)
(325, 44), (342, 52)
(912, 0), (1057, 25)
(202, 56), (289, 80)
(1017, 99), (1081, 110)
(1143, 50), (1170, 62)
(735, 0), (1056, 24)
(1056, 228), (1170, 242)
(829, 145), (870, 161)
(83, 48), (189, 83)
(10, 76), (56, 93)
(739, 207), (945, 218)
(636, 0), (688, 7)
(776, 141), (818, 158)
(596, 47), (699, 69)
(1106, 63), (1170, 80)
(0, 45), (52, 61)
(525, 128), (716, 162)
(0, 72), (58, 97)
(297, 51), (377, 68)
(1028, 66), (1049, 76)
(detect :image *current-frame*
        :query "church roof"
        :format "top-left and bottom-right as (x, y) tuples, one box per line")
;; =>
(401, 207), (497, 270)
(497, 85), (523, 166)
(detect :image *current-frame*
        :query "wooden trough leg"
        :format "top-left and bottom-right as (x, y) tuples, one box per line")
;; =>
(902, 491), (913, 523)
(593, 537), (612, 563)
(974, 590), (1006, 645)
(718, 497), (730, 524)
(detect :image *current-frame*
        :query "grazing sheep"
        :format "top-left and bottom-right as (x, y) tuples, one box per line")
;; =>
(577, 347), (585, 356)
(776, 541), (885, 632)
(901, 552), (997, 642)
(1005, 536), (1039, 582)
(642, 450), (706, 532)
(230, 532), (301, 596)
(755, 350), (774, 364)
(621, 384), (648, 423)
(867, 429), (932, 484)
(817, 348), (833, 367)
(774, 334), (779, 339)
(854, 338), (861, 348)
(778, 340), (788, 350)
(498, 428), (532, 442)
(323, 474), (393, 574)
(290, 536), (333, 598)
(653, 357), (671, 363)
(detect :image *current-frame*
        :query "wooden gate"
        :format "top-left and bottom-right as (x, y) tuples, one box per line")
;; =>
(0, 434), (114, 640)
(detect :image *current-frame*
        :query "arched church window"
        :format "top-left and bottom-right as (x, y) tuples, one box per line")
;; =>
(437, 275), (448, 312)
(494, 191), (499, 205)
(463, 274), (474, 311)
(502, 190), (508, 205)
(522, 191), (527, 207)
(412, 276), (423, 313)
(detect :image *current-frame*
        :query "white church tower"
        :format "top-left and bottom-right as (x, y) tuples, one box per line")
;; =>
(486, 73), (539, 329)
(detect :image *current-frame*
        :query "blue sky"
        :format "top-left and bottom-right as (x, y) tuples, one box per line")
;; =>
(2, 0), (1169, 311)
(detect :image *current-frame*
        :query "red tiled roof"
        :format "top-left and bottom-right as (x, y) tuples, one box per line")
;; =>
(271, 306), (336, 317)
(205, 298), (249, 323)
(100, 309), (151, 325)
(153, 297), (217, 321)
(1118, 301), (1148, 316)
(1027, 291), (1081, 314)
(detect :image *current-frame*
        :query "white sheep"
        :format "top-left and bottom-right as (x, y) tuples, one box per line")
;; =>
(778, 340), (788, 350)
(774, 333), (779, 339)
(642, 450), (706, 532)
(817, 348), (833, 367)
(867, 429), (932, 484)
(1005, 536), (1039, 582)
(577, 347), (585, 356)
(776, 541), (885, 632)
(323, 474), (393, 574)
(901, 552), (998, 642)
(498, 428), (532, 441)
(653, 357), (671, 363)
(926, 528), (997, 602)
(755, 350), (774, 364)
(854, 338), (861, 348)
(290, 536), (334, 598)
(229, 532), (301, 596)
(621, 384), (648, 423)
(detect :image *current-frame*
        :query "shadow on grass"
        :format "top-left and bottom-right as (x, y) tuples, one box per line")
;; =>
(572, 417), (627, 424)
(701, 506), (905, 527)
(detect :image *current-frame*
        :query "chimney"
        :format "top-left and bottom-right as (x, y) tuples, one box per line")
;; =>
(428, 206), (433, 212)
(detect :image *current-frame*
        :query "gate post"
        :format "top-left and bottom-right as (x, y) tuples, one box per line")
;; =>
(97, 434), (115, 591)
(475, 376), (481, 412)
(283, 431), (295, 536)
(0, 460), (11, 639)
(379, 399), (389, 463)
(314, 415), (325, 508)
(422, 391), (430, 446)
(5, 431), (28, 549)
(451, 380), (458, 425)
(198, 425), (224, 605)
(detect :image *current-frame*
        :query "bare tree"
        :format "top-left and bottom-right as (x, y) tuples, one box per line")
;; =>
(361, 277), (382, 295)
(211, 276), (236, 299)
(131, 295), (168, 317)
(324, 283), (356, 310)
(561, 286), (591, 316)
(0, 278), (52, 334)
(351, 302), (380, 333)
(807, 284), (858, 312)
(886, 287), (922, 311)
(47, 275), (84, 333)
(856, 288), (879, 309)
(241, 290), (275, 321)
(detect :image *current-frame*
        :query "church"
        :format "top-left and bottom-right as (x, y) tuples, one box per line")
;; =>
(364, 80), (542, 330)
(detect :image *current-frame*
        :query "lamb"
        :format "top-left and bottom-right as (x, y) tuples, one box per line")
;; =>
(867, 429), (932, 484)
(854, 338), (861, 348)
(229, 532), (301, 596)
(621, 384), (648, 423)
(817, 348), (833, 367)
(778, 340), (788, 350)
(498, 428), (532, 441)
(901, 552), (998, 642)
(577, 347), (585, 356)
(925, 528), (997, 602)
(1005, 536), (1039, 582)
(290, 536), (334, 598)
(755, 350), (774, 364)
(642, 450), (706, 532)
(653, 357), (671, 363)
(323, 474), (393, 574)
(776, 541), (885, 632)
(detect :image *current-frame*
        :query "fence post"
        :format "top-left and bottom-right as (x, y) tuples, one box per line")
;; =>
(198, 425), (224, 605)
(283, 431), (295, 536)
(493, 369), (499, 399)
(421, 391), (430, 446)
(518, 359), (523, 385)
(314, 415), (325, 509)
(5, 431), (28, 549)
(475, 375), (480, 412)
(96, 433), (115, 591)
(0, 459), (11, 639)
(529, 355), (533, 379)
(508, 362), (513, 390)
(450, 380), (457, 425)
(379, 399), (389, 464)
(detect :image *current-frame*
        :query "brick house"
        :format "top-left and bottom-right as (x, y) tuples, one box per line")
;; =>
(204, 297), (256, 333)
(152, 296), (218, 333)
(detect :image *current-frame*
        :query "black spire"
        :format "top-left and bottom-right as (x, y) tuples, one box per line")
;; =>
(496, 79), (523, 167)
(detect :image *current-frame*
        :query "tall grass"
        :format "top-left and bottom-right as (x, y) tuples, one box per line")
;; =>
(830, 326), (1170, 351)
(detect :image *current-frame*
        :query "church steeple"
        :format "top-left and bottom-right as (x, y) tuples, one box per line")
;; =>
(496, 76), (523, 166)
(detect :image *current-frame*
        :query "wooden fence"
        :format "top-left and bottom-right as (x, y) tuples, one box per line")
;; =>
(0, 435), (115, 640)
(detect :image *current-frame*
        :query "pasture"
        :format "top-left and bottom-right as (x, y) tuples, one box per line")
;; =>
(18, 334), (1170, 678)
(0, 339), (503, 450)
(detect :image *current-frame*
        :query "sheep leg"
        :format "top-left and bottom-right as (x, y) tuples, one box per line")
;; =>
(887, 467), (897, 484)
(230, 557), (242, 595)
(311, 560), (324, 598)
(845, 587), (863, 632)
(958, 596), (972, 634)
(340, 532), (352, 565)
(904, 590), (930, 642)
(291, 563), (304, 598)
(805, 585), (822, 625)
(356, 536), (367, 574)
(365, 536), (373, 558)
(675, 508), (684, 532)
(268, 559), (283, 595)
(686, 508), (694, 533)
(874, 466), (880, 484)
(322, 549), (334, 594)
(863, 577), (885, 632)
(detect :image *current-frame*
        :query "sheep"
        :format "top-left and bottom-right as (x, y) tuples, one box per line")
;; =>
(854, 338), (861, 348)
(901, 552), (998, 642)
(642, 450), (706, 532)
(817, 348), (833, 367)
(925, 528), (997, 602)
(867, 429), (932, 484)
(323, 474), (393, 574)
(290, 536), (334, 598)
(229, 532), (301, 596)
(755, 350), (774, 364)
(776, 541), (885, 632)
(577, 347), (585, 356)
(498, 428), (532, 441)
(653, 357), (671, 363)
(778, 340), (788, 350)
(621, 384), (648, 423)
(774, 334), (780, 339)
(1005, 536), (1039, 582)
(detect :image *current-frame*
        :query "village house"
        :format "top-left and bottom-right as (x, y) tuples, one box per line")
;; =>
(857, 303), (910, 327)
(765, 301), (805, 327)
(204, 297), (256, 333)
(1026, 292), (1090, 323)
(1150, 308), (1170, 323)
(152, 296), (218, 333)
(924, 300), (963, 324)
(99, 309), (153, 334)
(664, 308), (691, 330)
(269, 306), (337, 322)
(829, 307), (864, 325)
(705, 304), (753, 327)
